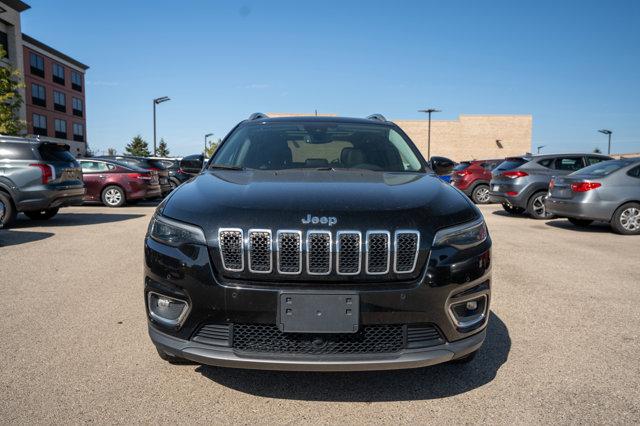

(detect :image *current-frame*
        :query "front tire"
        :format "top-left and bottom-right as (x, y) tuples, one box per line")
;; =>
(527, 191), (555, 220)
(24, 208), (59, 220)
(471, 185), (491, 204)
(568, 218), (593, 227)
(101, 186), (126, 207)
(611, 202), (640, 235)
(0, 192), (17, 228)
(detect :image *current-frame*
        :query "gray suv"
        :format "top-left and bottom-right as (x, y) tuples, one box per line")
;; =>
(489, 153), (612, 219)
(0, 136), (84, 228)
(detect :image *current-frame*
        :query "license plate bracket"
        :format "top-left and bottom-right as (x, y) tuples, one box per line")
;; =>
(278, 292), (359, 333)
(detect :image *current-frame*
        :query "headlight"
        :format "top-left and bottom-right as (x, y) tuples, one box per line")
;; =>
(432, 218), (487, 249)
(148, 214), (206, 246)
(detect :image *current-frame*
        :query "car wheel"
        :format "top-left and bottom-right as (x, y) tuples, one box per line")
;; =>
(101, 186), (126, 207)
(24, 208), (59, 220)
(451, 350), (477, 364)
(611, 202), (640, 235)
(501, 203), (525, 215)
(156, 348), (193, 364)
(0, 192), (17, 228)
(527, 192), (555, 220)
(471, 185), (491, 204)
(568, 218), (593, 227)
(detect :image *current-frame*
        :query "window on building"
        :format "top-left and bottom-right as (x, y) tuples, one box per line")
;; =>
(31, 83), (46, 107)
(52, 63), (65, 85)
(0, 31), (9, 59)
(54, 119), (67, 139)
(73, 122), (84, 142)
(72, 97), (83, 117)
(30, 52), (45, 77)
(53, 90), (66, 112)
(32, 113), (47, 135)
(71, 71), (82, 91)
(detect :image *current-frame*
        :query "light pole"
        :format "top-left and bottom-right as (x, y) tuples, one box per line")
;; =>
(204, 133), (213, 155)
(537, 145), (546, 154)
(598, 129), (612, 155)
(153, 96), (170, 155)
(418, 108), (441, 160)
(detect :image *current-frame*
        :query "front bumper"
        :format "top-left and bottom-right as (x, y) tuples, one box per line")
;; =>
(149, 324), (486, 371)
(144, 232), (492, 371)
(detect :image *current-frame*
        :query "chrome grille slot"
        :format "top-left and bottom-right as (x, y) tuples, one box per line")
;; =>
(365, 231), (390, 274)
(218, 228), (244, 271)
(336, 231), (361, 275)
(277, 230), (302, 274)
(394, 231), (420, 273)
(306, 231), (332, 275)
(248, 229), (272, 273)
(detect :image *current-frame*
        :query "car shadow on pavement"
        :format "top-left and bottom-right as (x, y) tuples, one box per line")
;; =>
(196, 313), (510, 402)
(10, 212), (145, 228)
(0, 229), (54, 247)
(491, 210), (528, 219)
(545, 220), (612, 233)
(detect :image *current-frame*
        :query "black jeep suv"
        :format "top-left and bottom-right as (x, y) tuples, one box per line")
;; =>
(144, 114), (492, 371)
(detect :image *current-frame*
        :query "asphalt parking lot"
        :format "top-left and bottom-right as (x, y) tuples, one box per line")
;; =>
(1, 203), (639, 424)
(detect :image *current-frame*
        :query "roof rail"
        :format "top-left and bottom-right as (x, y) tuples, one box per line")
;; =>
(366, 114), (387, 122)
(248, 112), (269, 121)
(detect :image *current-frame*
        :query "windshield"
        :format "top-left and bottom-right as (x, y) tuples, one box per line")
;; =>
(569, 160), (631, 177)
(211, 122), (425, 172)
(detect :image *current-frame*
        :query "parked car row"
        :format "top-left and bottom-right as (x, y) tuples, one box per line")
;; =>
(0, 136), (200, 228)
(450, 152), (639, 234)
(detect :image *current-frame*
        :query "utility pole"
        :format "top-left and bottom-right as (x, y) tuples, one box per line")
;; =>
(152, 96), (170, 155)
(598, 129), (612, 155)
(418, 108), (441, 160)
(204, 133), (213, 155)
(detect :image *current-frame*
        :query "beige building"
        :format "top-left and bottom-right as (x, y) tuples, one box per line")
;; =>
(269, 113), (532, 162)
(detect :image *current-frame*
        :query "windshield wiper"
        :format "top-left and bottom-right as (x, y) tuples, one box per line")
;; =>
(209, 164), (246, 171)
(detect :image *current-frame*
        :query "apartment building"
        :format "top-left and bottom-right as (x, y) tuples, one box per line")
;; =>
(0, 0), (89, 156)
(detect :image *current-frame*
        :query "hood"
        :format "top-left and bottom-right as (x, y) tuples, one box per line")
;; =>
(162, 169), (477, 239)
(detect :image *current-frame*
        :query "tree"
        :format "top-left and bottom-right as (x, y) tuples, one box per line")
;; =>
(85, 144), (95, 157)
(157, 138), (170, 157)
(107, 147), (117, 155)
(204, 138), (220, 158)
(0, 47), (26, 135)
(593, 147), (602, 154)
(125, 134), (150, 156)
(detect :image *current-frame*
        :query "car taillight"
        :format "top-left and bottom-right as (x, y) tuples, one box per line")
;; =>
(502, 171), (529, 179)
(506, 191), (519, 196)
(571, 182), (601, 192)
(29, 163), (55, 184)
(127, 173), (152, 180)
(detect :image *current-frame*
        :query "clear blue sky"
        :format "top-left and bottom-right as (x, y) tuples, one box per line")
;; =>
(22, 0), (640, 156)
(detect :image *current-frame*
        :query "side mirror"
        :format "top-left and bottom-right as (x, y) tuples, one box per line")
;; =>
(429, 156), (455, 176)
(180, 154), (205, 175)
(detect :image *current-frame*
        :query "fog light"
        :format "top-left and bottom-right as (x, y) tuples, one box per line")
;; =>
(148, 292), (190, 327)
(448, 294), (488, 330)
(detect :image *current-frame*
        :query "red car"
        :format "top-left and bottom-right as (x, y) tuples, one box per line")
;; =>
(451, 159), (503, 204)
(79, 159), (161, 207)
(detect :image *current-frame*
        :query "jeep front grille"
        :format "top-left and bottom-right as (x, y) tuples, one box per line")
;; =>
(248, 229), (272, 273)
(218, 229), (244, 271)
(306, 231), (332, 275)
(365, 231), (390, 274)
(216, 228), (421, 277)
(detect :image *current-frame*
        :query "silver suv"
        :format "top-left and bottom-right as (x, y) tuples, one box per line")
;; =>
(0, 136), (84, 228)
(489, 153), (612, 219)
